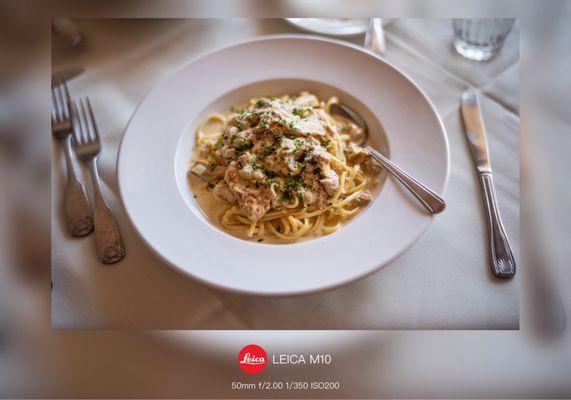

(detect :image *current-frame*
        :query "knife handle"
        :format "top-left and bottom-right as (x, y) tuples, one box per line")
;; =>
(479, 173), (516, 278)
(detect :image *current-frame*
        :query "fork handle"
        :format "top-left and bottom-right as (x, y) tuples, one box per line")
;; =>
(367, 145), (446, 214)
(87, 158), (125, 264)
(63, 135), (93, 236)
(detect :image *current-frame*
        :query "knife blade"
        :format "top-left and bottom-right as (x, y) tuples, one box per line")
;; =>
(461, 89), (491, 174)
(460, 89), (516, 279)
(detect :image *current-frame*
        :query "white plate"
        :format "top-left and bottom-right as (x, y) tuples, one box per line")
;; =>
(117, 35), (449, 296)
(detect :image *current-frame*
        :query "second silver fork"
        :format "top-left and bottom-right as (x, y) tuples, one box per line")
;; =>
(52, 79), (93, 237)
(72, 97), (125, 264)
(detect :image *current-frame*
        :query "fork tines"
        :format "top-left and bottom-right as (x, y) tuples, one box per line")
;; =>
(72, 97), (100, 148)
(51, 78), (72, 127)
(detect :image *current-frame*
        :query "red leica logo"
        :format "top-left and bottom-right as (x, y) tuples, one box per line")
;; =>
(238, 344), (267, 374)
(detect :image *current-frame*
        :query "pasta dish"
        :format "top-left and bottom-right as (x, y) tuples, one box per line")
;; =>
(188, 92), (381, 243)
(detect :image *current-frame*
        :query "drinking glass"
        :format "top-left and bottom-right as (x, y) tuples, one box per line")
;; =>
(452, 18), (515, 61)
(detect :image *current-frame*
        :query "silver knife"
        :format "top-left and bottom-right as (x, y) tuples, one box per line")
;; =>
(460, 89), (516, 279)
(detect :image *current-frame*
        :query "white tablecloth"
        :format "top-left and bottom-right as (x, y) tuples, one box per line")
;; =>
(52, 19), (519, 329)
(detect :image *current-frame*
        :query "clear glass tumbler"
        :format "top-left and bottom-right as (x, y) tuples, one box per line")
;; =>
(452, 18), (515, 61)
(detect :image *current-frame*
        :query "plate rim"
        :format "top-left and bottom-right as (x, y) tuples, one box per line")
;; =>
(116, 33), (450, 296)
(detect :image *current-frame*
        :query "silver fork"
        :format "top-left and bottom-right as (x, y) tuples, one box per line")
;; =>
(51, 79), (93, 236)
(71, 97), (125, 264)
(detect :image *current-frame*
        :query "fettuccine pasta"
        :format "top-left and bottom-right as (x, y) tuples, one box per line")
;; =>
(188, 92), (381, 243)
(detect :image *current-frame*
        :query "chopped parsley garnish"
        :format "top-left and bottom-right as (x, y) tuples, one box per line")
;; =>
(294, 139), (304, 151)
(251, 162), (261, 170)
(255, 99), (266, 108)
(236, 140), (252, 151)
(285, 175), (305, 192)
(322, 140), (331, 147)
(258, 118), (269, 129)
(292, 108), (311, 118)
(263, 146), (276, 156)
(215, 140), (224, 148)
(209, 163), (217, 172)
